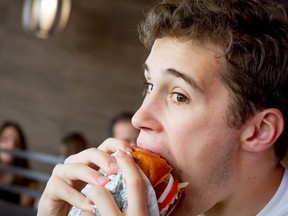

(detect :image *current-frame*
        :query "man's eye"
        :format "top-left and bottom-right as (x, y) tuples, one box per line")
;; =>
(171, 93), (189, 104)
(142, 82), (153, 96)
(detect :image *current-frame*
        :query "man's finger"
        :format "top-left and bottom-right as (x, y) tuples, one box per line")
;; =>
(98, 137), (133, 153)
(64, 148), (119, 175)
(52, 163), (109, 187)
(38, 176), (93, 215)
(86, 185), (123, 216)
(115, 150), (149, 216)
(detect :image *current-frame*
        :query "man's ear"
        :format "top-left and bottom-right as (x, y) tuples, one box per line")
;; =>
(240, 109), (284, 152)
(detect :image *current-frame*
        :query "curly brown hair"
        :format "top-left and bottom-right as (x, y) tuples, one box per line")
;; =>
(138, 0), (288, 161)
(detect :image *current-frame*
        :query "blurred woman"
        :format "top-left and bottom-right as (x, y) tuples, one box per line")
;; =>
(0, 121), (38, 208)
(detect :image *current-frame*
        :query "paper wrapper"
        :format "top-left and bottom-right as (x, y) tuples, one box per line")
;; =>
(68, 152), (159, 216)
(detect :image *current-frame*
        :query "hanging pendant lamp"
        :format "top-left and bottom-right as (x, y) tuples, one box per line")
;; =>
(22, 0), (72, 39)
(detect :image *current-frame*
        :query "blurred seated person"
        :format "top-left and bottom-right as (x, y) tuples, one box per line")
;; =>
(60, 132), (88, 159)
(0, 121), (38, 208)
(109, 111), (140, 146)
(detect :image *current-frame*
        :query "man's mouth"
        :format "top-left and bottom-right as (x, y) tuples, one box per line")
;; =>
(136, 140), (168, 161)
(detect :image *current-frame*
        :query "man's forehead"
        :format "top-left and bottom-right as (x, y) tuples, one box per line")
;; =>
(146, 37), (225, 74)
(153, 37), (224, 53)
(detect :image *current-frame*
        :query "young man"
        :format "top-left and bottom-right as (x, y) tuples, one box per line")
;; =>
(37, 0), (288, 215)
(109, 112), (139, 147)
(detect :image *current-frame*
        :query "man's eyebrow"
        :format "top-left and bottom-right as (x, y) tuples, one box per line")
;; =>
(143, 63), (202, 93)
(166, 68), (203, 93)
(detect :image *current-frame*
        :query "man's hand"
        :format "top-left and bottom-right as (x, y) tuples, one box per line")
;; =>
(37, 138), (148, 216)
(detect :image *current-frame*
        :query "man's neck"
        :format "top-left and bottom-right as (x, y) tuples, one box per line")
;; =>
(203, 164), (285, 216)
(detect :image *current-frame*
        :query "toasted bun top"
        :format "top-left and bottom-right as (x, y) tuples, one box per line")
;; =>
(132, 146), (173, 187)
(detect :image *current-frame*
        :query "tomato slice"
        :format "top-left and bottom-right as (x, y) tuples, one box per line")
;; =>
(158, 179), (179, 211)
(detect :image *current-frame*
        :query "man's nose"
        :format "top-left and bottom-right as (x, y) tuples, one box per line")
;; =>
(132, 94), (162, 132)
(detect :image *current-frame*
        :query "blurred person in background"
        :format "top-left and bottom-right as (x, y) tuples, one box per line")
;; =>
(0, 121), (38, 208)
(60, 132), (88, 159)
(109, 111), (140, 146)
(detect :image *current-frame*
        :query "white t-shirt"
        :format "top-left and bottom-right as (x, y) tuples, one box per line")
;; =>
(257, 169), (288, 216)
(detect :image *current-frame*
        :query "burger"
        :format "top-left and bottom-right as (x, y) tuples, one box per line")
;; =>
(68, 147), (188, 216)
(132, 146), (188, 216)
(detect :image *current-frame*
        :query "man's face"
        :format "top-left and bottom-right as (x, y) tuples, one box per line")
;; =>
(132, 37), (241, 215)
(113, 120), (139, 146)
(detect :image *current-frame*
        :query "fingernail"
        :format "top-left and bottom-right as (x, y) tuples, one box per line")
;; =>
(84, 204), (94, 212)
(96, 175), (108, 185)
(109, 161), (118, 170)
(116, 150), (127, 158)
(125, 146), (133, 153)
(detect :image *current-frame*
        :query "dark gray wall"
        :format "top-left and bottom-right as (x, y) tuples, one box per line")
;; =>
(0, 0), (152, 172)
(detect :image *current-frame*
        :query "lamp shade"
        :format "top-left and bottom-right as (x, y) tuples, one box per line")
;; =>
(22, 0), (72, 39)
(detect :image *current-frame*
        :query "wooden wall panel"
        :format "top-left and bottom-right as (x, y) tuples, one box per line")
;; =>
(0, 0), (152, 172)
